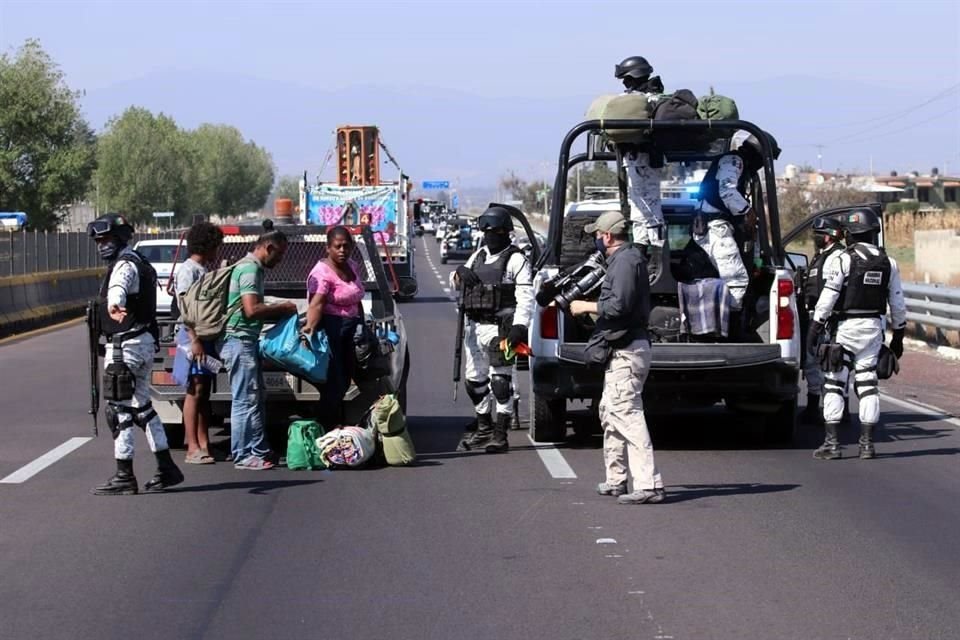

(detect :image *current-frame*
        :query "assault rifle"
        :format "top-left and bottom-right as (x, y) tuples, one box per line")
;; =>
(452, 280), (466, 401)
(86, 300), (100, 437)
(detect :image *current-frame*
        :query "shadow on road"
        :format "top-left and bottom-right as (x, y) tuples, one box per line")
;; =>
(170, 480), (323, 494)
(874, 447), (960, 459)
(665, 482), (801, 503)
(406, 296), (455, 304)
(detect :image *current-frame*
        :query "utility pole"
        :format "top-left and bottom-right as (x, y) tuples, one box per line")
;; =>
(814, 144), (826, 173)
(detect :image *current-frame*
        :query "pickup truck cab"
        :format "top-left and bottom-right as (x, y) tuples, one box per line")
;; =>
(528, 119), (803, 443)
(149, 225), (409, 444)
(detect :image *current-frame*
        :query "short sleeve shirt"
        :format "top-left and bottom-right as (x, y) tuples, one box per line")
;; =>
(174, 258), (206, 296)
(225, 254), (264, 340)
(306, 260), (364, 318)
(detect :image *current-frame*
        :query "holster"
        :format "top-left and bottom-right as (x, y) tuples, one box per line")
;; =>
(817, 343), (849, 373)
(102, 337), (136, 402)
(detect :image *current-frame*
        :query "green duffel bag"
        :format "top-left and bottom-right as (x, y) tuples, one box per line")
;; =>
(287, 420), (326, 470)
(369, 394), (416, 466)
(697, 88), (739, 121)
(585, 93), (657, 144)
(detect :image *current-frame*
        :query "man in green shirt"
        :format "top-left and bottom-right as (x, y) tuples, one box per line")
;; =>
(220, 224), (298, 469)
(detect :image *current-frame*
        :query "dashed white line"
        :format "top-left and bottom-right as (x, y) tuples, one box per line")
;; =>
(0, 437), (92, 484)
(526, 434), (578, 479)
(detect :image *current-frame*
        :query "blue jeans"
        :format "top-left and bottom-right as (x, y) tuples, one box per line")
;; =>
(220, 337), (270, 461)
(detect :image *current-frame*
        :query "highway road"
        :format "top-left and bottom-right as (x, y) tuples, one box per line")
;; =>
(1, 235), (959, 640)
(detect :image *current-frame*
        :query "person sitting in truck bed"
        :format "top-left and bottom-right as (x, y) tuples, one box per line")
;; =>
(303, 225), (365, 428)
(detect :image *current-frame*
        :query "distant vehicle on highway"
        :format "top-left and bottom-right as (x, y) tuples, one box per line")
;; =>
(440, 218), (476, 264)
(421, 218), (436, 234)
(133, 238), (181, 316)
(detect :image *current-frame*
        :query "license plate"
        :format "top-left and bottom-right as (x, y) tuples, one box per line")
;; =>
(264, 372), (296, 392)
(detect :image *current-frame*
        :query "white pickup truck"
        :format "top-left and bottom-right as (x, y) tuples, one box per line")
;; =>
(149, 224), (409, 446)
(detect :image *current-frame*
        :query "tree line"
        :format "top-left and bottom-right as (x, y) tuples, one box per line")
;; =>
(0, 39), (275, 230)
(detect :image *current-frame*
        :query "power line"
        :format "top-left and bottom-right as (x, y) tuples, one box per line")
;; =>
(799, 83), (959, 133)
(826, 105), (960, 146)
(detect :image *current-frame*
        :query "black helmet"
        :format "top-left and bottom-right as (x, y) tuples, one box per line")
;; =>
(842, 208), (881, 236)
(812, 216), (843, 240)
(87, 213), (134, 243)
(478, 204), (516, 232)
(615, 56), (653, 80)
(732, 130), (782, 162)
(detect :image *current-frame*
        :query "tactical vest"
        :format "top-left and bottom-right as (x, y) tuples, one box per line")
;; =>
(839, 244), (891, 318)
(97, 250), (159, 341)
(462, 246), (519, 322)
(699, 150), (752, 219)
(804, 242), (845, 307)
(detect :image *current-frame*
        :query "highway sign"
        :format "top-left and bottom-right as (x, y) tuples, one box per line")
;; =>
(152, 211), (175, 218)
(422, 181), (449, 190)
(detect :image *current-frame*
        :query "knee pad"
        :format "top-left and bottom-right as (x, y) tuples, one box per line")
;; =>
(464, 379), (490, 405)
(854, 369), (879, 400)
(490, 374), (513, 403)
(105, 402), (157, 440)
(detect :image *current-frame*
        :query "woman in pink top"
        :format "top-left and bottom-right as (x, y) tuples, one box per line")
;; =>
(304, 226), (365, 426)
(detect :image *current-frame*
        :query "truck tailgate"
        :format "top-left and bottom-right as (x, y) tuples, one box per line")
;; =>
(558, 342), (785, 370)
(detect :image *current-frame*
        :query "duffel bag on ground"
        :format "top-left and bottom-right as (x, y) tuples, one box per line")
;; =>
(586, 93), (657, 144)
(260, 314), (330, 385)
(315, 426), (376, 468)
(287, 420), (326, 470)
(367, 394), (416, 466)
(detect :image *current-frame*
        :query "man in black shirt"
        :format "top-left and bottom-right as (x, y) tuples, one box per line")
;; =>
(570, 211), (665, 504)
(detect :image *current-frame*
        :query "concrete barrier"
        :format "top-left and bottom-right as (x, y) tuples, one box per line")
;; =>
(0, 268), (102, 337)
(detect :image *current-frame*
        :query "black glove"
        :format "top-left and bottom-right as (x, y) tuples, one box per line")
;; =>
(890, 328), (905, 359)
(507, 324), (528, 349)
(455, 266), (480, 288)
(806, 320), (825, 356)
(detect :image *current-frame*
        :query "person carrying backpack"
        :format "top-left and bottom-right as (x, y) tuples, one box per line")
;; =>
(172, 221), (224, 464)
(219, 221), (298, 470)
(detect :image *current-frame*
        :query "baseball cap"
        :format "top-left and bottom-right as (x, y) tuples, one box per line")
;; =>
(584, 211), (627, 234)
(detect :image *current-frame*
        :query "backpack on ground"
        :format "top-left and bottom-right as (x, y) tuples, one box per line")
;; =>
(315, 426), (377, 468)
(177, 258), (249, 340)
(697, 88), (739, 121)
(286, 420), (326, 470)
(365, 394), (416, 466)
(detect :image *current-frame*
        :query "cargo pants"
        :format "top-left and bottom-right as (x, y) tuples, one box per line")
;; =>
(104, 337), (170, 460)
(598, 339), (663, 491)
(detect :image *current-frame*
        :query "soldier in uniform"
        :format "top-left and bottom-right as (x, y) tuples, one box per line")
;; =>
(88, 214), (184, 495)
(451, 204), (534, 453)
(799, 217), (846, 424)
(807, 209), (907, 460)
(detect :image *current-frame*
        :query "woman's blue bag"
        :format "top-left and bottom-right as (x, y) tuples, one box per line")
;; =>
(259, 315), (330, 385)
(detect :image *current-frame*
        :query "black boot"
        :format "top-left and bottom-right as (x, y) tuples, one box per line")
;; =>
(813, 422), (842, 460)
(91, 459), (138, 496)
(143, 449), (185, 493)
(485, 413), (510, 453)
(859, 423), (876, 460)
(458, 414), (493, 451)
(800, 394), (822, 424)
(510, 398), (522, 430)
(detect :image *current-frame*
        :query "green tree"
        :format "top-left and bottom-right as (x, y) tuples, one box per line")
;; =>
(274, 174), (301, 202)
(96, 107), (192, 225)
(567, 162), (618, 201)
(499, 171), (549, 215)
(778, 183), (869, 231)
(0, 39), (97, 230)
(189, 124), (275, 218)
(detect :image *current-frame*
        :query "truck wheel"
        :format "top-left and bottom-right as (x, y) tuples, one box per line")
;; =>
(764, 397), (798, 444)
(530, 394), (567, 443)
(440, 256), (448, 264)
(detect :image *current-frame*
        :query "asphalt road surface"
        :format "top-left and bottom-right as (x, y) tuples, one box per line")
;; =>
(1, 235), (959, 640)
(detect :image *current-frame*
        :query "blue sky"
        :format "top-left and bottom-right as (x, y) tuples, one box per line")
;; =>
(2, 0), (958, 184)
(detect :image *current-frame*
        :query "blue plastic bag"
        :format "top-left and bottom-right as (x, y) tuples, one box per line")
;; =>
(259, 315), (330, 385)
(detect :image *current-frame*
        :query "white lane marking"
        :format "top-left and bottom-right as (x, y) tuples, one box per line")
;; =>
(443, 287), (451, 293)
(596, 538), (617, 544)
(880, 393), (960, 428)
(0, 437), (92, 484)
(526, 433), (577, 479)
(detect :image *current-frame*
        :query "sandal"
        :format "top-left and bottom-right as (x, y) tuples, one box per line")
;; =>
(185, 450), (215, 465)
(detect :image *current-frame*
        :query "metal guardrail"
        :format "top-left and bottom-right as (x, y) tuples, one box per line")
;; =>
(902, 282), (960, 332)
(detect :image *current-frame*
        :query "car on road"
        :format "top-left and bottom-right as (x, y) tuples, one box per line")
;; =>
(133, 238), (182, 316)
(421, 218), (436, 234)
(528, 119), (805, 444)
(440, 218), (477, 264)
(149, 225), (410, 446)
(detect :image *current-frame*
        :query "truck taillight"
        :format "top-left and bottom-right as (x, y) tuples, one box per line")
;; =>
(152, 371), (175, 386)
(776, 278), (794, 340)
(540, 306), (559, 339)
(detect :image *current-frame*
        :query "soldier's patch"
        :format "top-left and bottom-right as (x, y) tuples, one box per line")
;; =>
(863, 271), (883, 286)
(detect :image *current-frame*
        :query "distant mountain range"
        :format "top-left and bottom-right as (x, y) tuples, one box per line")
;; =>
(80, 71), (958, 195)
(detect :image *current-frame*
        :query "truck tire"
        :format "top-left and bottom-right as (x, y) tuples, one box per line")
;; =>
(764, 397), (798, 444)
(530, 394), (567, 443)
(440, 256), (448, 264)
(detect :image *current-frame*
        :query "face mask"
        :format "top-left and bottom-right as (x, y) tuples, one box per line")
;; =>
(595, 236), (607, 254)
(813, 234), (827, 251)
(484, 231), (509, 253)
(97, 240), (121, 261)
